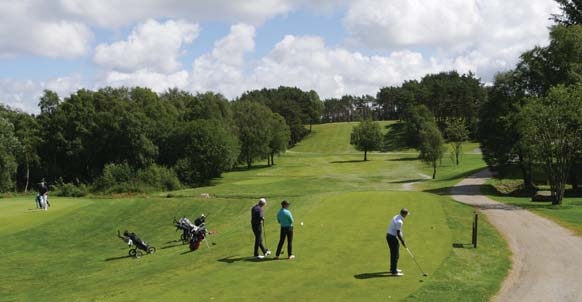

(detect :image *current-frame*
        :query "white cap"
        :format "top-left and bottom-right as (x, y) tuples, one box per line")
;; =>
(259, 198), (267, 205)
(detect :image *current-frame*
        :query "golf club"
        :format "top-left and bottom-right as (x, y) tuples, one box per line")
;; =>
(406, 247), (428, 277)
(262, 220), (268, 247)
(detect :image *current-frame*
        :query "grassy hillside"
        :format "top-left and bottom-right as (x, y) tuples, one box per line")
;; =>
(0, 122), (508, 302)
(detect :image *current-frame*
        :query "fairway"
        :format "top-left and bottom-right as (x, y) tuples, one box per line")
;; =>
(0, 123), (508, 302)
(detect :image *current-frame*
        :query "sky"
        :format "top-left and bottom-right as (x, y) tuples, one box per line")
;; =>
(0, 0), (560, 113)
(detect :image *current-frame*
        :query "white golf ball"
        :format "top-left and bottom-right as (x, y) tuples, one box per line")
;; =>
(300, 221), (304, 226)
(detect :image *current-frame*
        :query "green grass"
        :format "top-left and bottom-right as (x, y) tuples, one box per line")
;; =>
(0, 122), (508, 302)
(484, 178), (582, 236)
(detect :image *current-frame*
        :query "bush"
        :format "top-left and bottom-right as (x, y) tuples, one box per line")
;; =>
(93, 163), (180, 194)
(135, 164), (181, 191)
(53, 180), (88, 197)
(93, 162), (134, 192)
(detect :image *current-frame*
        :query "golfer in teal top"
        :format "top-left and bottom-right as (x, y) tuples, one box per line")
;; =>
(275, 200), (295, 259)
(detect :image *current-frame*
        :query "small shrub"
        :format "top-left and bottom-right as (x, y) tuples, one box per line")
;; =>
(136, 164), (181, 191)
(53, 181), (88, 197)
(93, 162), (134, 192)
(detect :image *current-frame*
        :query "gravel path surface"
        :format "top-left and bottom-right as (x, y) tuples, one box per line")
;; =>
(451, 169), (582, 302)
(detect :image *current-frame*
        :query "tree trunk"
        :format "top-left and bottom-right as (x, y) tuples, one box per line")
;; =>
(519, 161), (535, 192)
(364, 150), (367, 161)
(432, 161), (437, 179)
(247, 153), (252, 169)
(271, 153), (275, 166)
(24, 155), (30, 193)
(569, 161), (579, 191)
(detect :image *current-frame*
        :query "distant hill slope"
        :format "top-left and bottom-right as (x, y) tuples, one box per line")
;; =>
(292, 121), (395, 153)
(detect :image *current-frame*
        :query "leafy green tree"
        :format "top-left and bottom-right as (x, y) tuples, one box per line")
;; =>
(418, 125), (446, 179)
(519, 84), (582, 204)
(232, 100), (273, 169)
(350, 119), (383, 161)
(268, 113), (290, 166)
(478, 72), (536, 190)
(516, 25), (582, 96)
(0, 118), (21, 192)
(552, 0), (582, 25)
(239, 86), (322, 145)
(445, 118), (469, 166)
(175, 119), (240, 184)
(405, 105), (435, 147)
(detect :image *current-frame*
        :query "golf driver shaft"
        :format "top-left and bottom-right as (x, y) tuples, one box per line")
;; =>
(406, 247), (427, 276)
(262, 221), (268, 247)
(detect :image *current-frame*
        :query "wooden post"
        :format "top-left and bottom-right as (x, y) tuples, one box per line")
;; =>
(472, 212), (478, 248)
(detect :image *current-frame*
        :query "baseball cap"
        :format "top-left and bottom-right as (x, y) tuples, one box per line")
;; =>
(259, 198), (267, 205)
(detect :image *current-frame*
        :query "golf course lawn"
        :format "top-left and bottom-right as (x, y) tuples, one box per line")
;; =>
(483, 179), (582, 236)
(0, 122), (509, 301)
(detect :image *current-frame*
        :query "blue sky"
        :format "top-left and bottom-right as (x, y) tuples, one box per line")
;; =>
(0, 0), (559, 113)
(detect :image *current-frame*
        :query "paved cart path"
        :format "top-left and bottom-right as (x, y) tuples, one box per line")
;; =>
(451, 169), (582, 302)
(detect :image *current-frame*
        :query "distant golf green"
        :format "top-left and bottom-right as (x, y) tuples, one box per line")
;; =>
(0, 122), (509, 301)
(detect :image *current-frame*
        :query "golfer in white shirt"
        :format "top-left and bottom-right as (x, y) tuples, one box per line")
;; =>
(386, 208), (409, 276)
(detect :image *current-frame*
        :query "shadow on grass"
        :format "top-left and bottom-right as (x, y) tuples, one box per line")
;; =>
(452, 243), (474, 249)
(383, 122), (412, 152)
(440, 167), (490, 182)
(330, 160), (365, 164)
(231, 164), (271, 172)
(387, 157), (417, 162)
(389, 179), (426, 184)
(354, 272), (398, 279)
(217, 256), (278, 263)
(161, 243), (185, 250)
(104, 255), (133, 261)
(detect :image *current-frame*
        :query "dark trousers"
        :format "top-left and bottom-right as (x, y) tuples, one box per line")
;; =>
(386, 234), (399, 273)
(276, 226), (293, 256)
(252, 224), (267, 256)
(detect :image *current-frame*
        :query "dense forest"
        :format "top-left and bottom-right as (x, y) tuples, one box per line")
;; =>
(0, 87), (319, 195)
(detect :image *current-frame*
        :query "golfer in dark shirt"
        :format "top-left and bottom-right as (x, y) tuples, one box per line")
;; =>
(251, 198), (271, 259)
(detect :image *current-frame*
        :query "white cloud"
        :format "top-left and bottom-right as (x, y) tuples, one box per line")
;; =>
(94, 19), (199, 73)
(344, 0), (560, 80)
(252, 36), (446, 98)
(189, 29), (447, 99)
(103, 70), (189, 92)
(59, 0), (293, 28)
(0, 1), (93, 58)
(190, 24), (256, 97)
(0, 76), (83, 113)
(95, 20), (198, 93)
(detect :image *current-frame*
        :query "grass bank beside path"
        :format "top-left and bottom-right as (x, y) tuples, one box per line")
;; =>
(483, 179), (582, 236)
(0, 122), (508, 302)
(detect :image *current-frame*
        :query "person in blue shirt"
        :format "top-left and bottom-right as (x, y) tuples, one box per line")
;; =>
(275, 200), (295, 259)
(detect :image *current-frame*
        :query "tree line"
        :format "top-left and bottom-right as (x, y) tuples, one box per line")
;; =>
(0, 86), (320, 194)
(347, 1), (582, 193)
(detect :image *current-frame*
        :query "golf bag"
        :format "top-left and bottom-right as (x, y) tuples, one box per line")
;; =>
(117, 230), (156, 258)
(174, 217), (196, 244)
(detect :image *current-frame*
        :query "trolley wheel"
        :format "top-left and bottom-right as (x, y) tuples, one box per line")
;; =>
(147, 246), (156, 254)
(129, 248), (137, 257)
(135, 250), (143, 258)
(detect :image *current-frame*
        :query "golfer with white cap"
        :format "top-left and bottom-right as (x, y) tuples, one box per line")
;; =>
(387, 208), (409, 276)
(251, 198), (271, 259)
